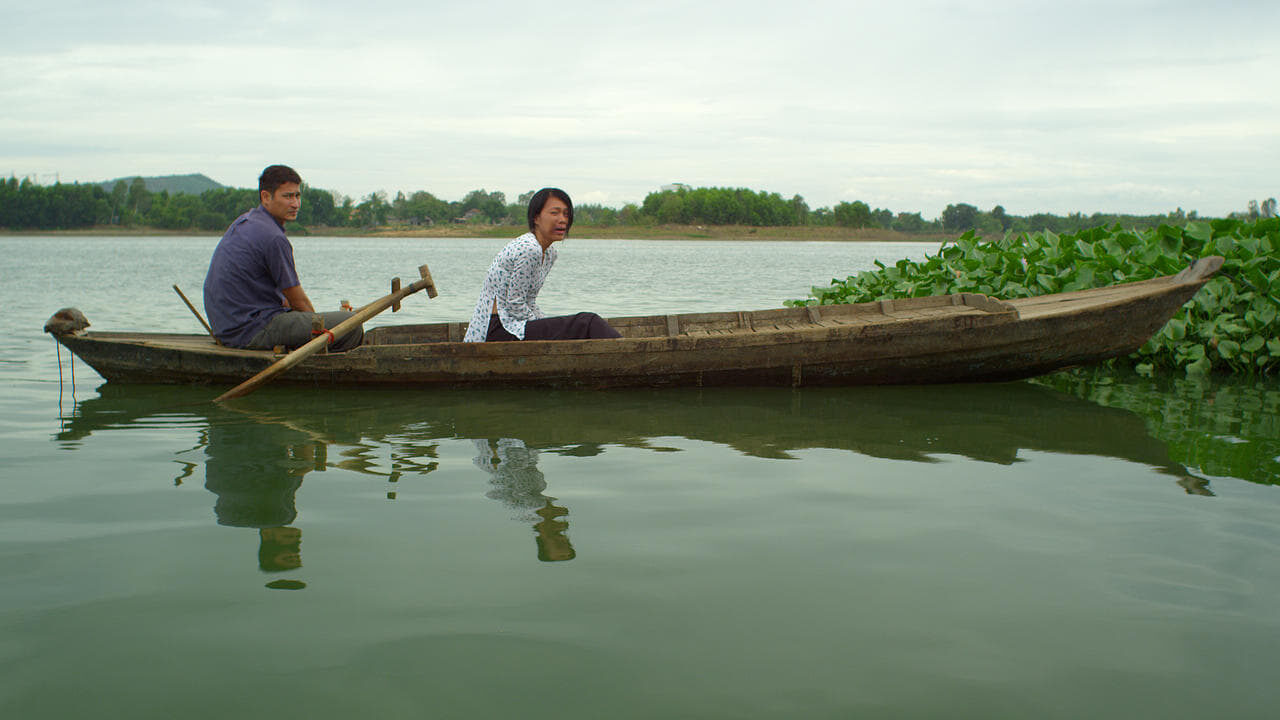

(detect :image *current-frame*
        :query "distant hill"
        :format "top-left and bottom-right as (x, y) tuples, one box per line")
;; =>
(97, 173), (227, 195)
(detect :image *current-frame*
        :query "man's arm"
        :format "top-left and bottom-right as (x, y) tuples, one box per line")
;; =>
(281, 285), (316, 313)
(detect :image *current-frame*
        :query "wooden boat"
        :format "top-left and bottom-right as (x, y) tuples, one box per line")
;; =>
(46, 256), (1224, 389)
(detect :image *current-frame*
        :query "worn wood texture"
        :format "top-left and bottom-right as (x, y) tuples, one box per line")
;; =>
(52, 257), (1223, 389)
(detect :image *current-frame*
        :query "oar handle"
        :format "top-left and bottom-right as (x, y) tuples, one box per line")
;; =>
(215, 265), (435, 402)
(173, 284), (221, 345)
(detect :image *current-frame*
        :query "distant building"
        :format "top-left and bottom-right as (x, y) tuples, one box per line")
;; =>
(452, 208), (486, 224)
(660, 183), (691, 193)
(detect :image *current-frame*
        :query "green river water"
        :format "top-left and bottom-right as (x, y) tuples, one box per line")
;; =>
(1, 236), (1277, 719)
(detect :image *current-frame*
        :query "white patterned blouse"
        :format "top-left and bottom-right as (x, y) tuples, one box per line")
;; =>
(464, 232), (558, 342)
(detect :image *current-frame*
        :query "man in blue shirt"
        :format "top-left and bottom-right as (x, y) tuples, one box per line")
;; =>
(203, 165), (361, 350)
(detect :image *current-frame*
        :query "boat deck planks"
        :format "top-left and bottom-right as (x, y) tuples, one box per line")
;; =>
(1010, 282), (1169, 319)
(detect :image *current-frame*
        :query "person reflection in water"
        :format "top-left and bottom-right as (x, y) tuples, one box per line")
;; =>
(259, 526), (303, 571)
(204, 420), (321, 589)
(472, 438), (576, 562)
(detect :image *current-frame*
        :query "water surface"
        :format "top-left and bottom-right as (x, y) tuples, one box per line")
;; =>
(2, 235), (1278, 718)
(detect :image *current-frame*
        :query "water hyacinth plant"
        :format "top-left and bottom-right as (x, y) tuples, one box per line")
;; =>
(788, 219), (1279, 375)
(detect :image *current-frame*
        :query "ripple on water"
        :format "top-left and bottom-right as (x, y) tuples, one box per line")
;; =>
(1105, 552), (1259, 613)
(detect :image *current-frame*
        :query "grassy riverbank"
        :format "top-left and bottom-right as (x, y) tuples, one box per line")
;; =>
(361, 223), (950, 242)
(3, 223), (945, 242)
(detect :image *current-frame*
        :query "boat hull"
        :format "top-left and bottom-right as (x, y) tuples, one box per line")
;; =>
(51, 257), (1224, 389)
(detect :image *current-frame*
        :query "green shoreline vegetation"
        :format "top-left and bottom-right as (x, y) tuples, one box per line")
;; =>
(1, 223), (946, 243)
(4, 175), (1271, 238)
(789, 218), (1280, 377)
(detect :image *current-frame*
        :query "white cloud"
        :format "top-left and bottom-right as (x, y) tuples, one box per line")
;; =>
(2, 0), (1277, 217)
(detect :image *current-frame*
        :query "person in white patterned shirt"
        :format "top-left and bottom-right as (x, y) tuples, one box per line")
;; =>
(463, 188), (621, 342)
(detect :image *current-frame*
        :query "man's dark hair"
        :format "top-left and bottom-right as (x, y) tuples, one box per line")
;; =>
(259, 165), (302, 195)
(526, 187), (573, 232)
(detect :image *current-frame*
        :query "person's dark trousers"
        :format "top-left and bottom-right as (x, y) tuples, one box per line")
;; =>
(485, 312), (621, 341)
(247, 310), (364, 351)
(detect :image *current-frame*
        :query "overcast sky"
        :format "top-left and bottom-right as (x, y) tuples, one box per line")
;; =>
(2, 0), (1276, 218)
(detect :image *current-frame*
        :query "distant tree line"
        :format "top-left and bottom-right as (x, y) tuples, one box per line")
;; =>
(1, 175), (1275, 237)
(0, 176), (343, 231)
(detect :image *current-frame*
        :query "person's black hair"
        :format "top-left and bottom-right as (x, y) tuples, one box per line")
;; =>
(259, 165), (302, 195)
(526, 187), (573, 232)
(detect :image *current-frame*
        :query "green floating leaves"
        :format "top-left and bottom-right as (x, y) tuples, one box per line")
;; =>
(788, 218), (1280, 375)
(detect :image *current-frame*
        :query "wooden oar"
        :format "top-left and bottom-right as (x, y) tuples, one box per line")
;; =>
(173, 284), (222, 345)
(215, 264), (436, 402)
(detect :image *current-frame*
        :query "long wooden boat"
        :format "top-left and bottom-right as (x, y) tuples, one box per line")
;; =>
(46, 256), (1224, 389)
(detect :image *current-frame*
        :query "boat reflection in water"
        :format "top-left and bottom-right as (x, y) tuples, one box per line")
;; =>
(55, 378), (1225, 579)
(202, 419), (321, 589)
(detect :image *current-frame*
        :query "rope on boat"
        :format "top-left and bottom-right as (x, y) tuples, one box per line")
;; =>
(55, 337), (63, 391)
(44, 308), (89, 414)
(53, 336), (77, 407)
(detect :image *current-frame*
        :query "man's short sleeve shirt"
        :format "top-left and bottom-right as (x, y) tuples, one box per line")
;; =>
(203, 205), (301, 347)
